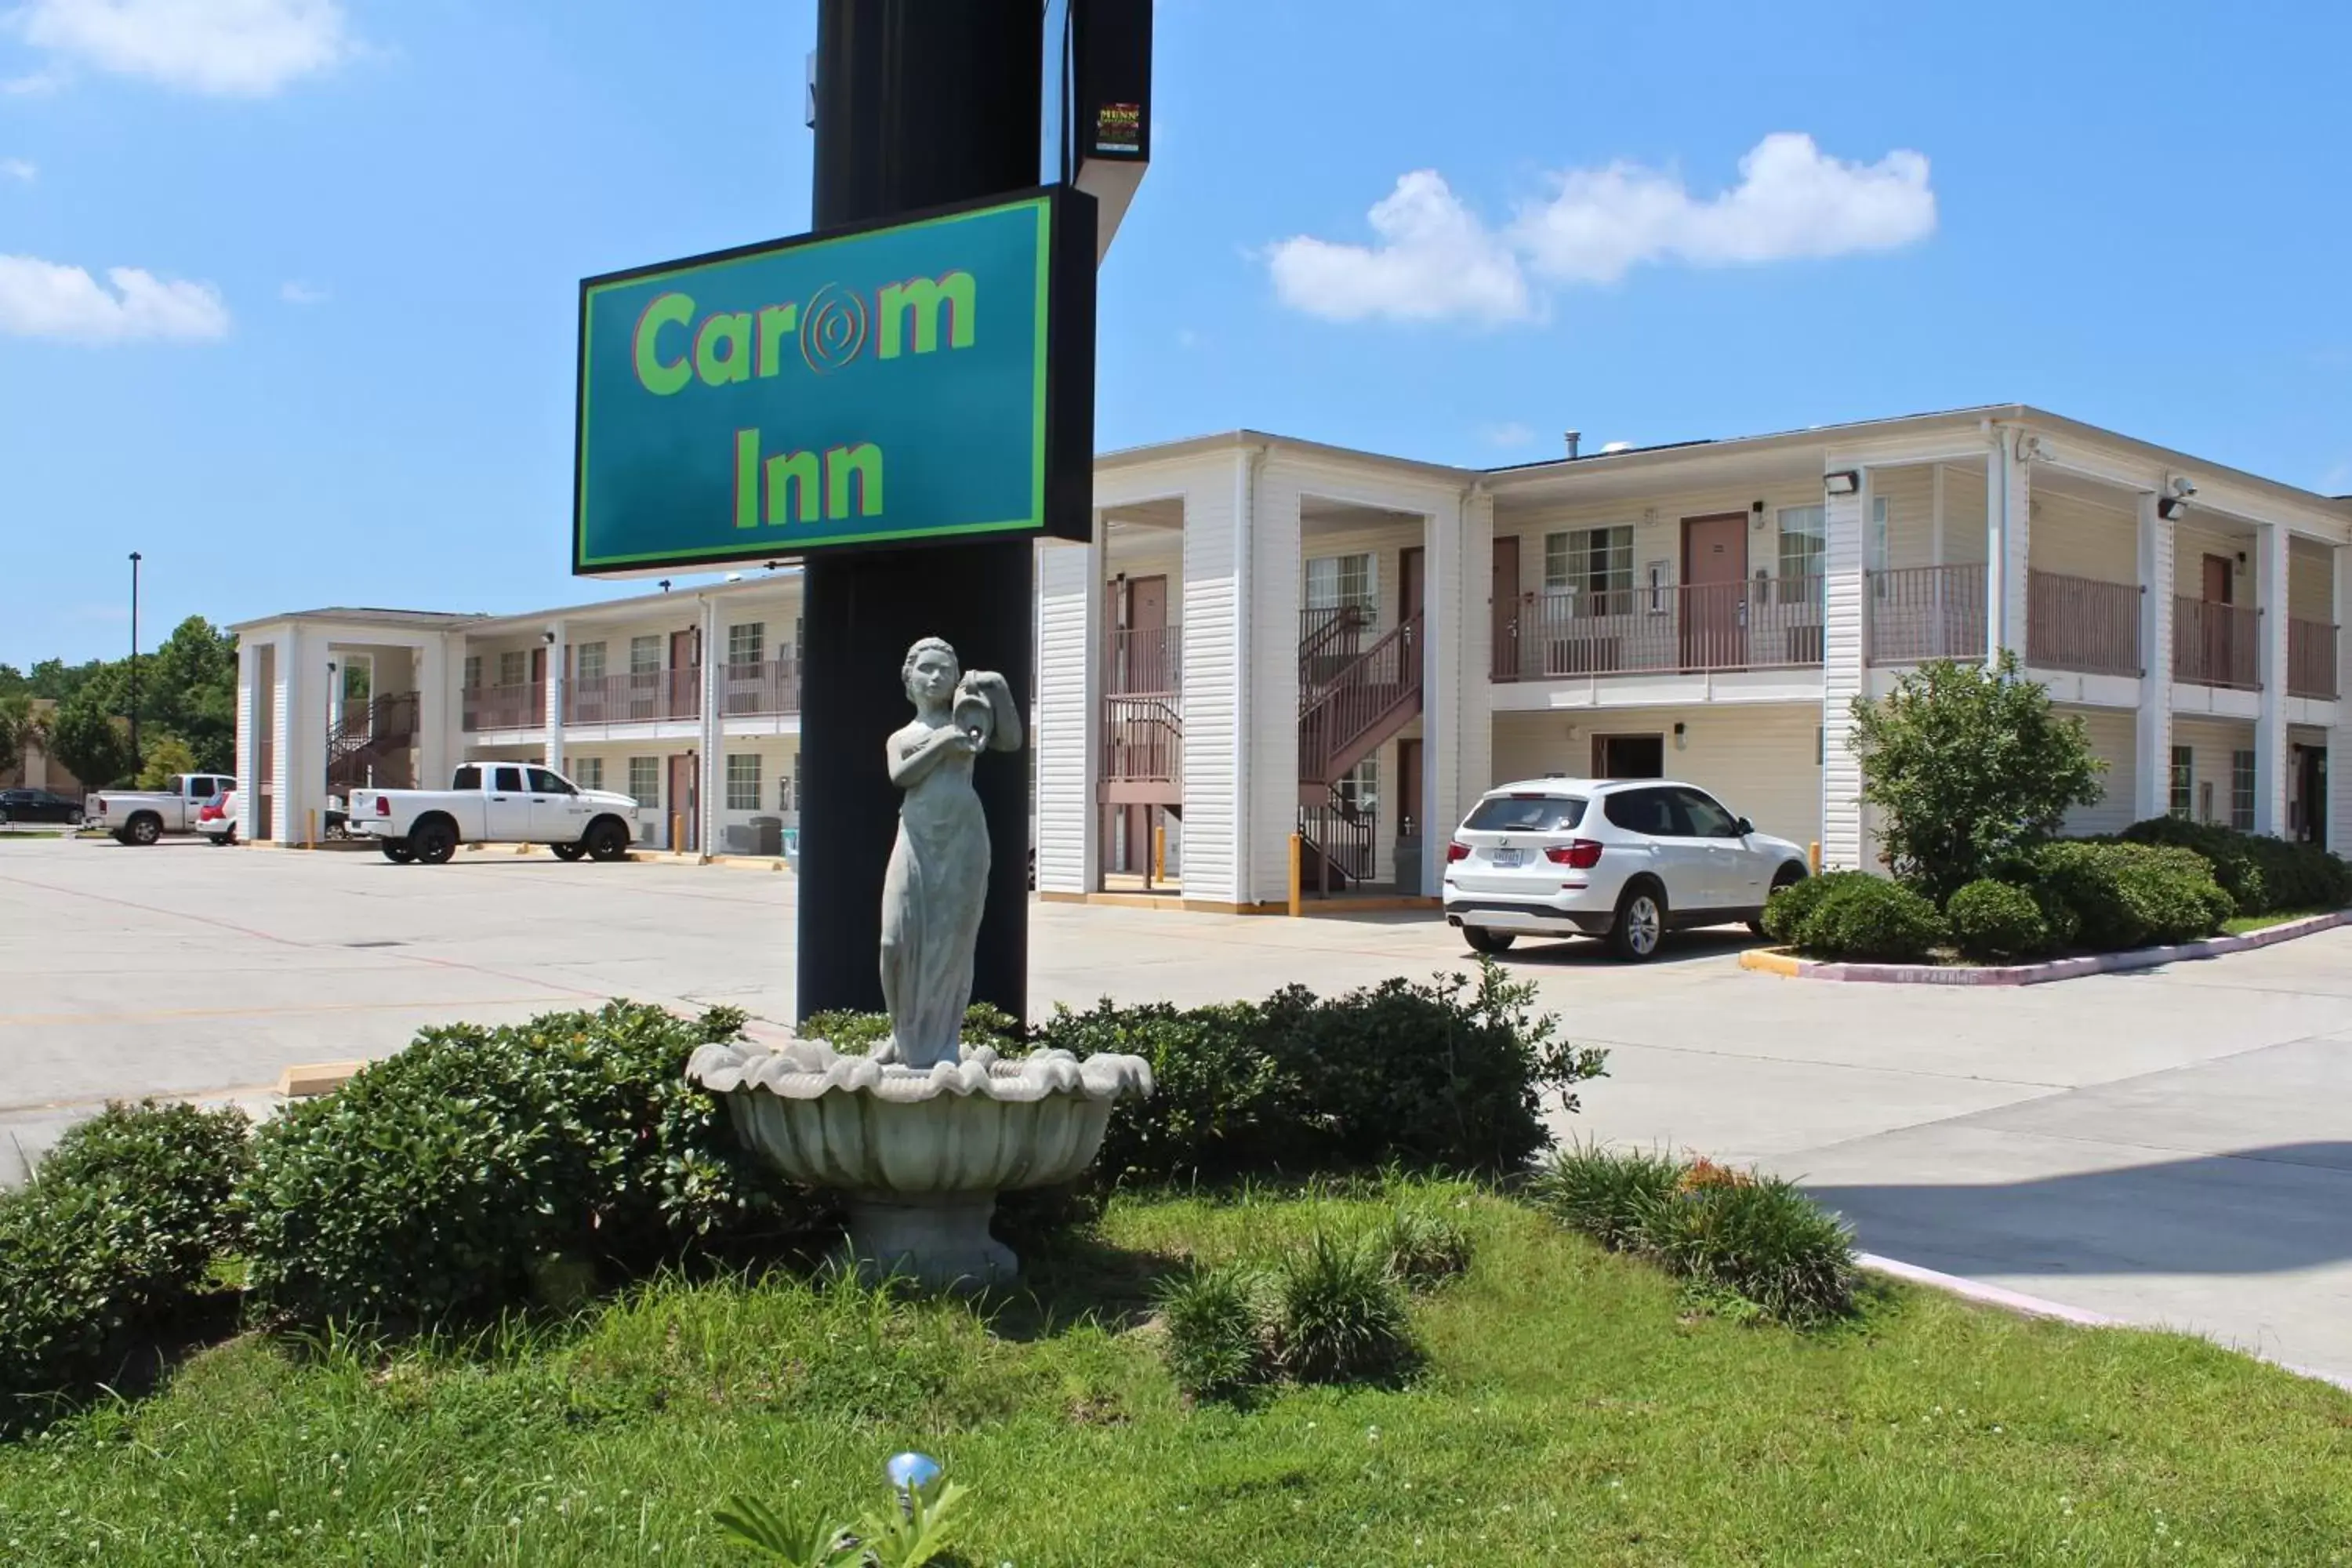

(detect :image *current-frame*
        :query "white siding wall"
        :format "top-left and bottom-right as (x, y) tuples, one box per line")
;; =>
(2288, 539), (2335, 623)
(2172, 715), (2256, 826)
(1036, 531), (1099, 894)
(2031, 487), (2139, 583)
(1171, 456), (1244, 905)
(1494, 481), (1821, 601)
(1820, 480), (1867, 868)
(1246, 461), (1306, 905)
(1489, 705), (1823, 849)
(2062, 707), (2140, 837)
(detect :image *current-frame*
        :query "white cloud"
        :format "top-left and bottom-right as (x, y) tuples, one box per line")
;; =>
(279, 278), (327, 304)
(12, 0), (352, 96)
(0, 158), (34, 182)
(1481, 421), (1537, 449)
(0, 254), (230, 341)
(2, 67), (65, 94)
(1512, 132), (1936, 283)
(1265, 134), (1936, 325)
(1265, 169), (1537, 326)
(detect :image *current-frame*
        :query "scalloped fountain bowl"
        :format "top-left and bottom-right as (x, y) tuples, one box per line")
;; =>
(688, 1037), (1152, 1290)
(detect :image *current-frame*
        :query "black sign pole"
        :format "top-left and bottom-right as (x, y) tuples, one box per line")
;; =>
(797, 0), (1047, 1025)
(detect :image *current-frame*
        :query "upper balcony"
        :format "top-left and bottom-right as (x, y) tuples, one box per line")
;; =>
(1492, 578), (1824, 682)
(462, 681), (544, 732)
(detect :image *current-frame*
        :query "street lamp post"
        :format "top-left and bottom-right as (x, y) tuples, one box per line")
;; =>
(127, 551), (142, 773)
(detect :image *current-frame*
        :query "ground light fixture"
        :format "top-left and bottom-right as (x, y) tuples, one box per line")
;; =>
(1823, 470), (1860, 496)
(887, 1451), (943, 1516)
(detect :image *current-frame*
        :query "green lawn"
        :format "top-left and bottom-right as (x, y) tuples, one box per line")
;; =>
(2220, 906), (2344, 938)
(2, 1183), (2347, 1566)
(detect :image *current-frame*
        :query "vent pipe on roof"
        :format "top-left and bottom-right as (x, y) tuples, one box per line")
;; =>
(1563, 430), (1581, 459)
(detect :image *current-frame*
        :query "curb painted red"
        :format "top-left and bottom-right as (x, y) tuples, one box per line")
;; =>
(1741, 909), (2352, 986)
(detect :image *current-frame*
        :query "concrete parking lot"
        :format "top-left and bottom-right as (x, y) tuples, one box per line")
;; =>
(4, 834), (2348, 1386)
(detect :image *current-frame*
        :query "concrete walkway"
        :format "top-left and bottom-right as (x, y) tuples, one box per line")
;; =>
(3, 835), (2347, 1384)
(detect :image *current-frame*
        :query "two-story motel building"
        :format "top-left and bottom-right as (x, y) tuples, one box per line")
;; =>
(231, 403), (2352, 907)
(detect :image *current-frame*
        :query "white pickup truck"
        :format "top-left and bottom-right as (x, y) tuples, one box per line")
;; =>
(87, 773), (238, 845)
(348, 763), (644, 866)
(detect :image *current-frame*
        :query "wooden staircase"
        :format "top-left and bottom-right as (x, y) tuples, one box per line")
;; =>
(327, 691), (419, 792)
(1295, 611), (1422, 892)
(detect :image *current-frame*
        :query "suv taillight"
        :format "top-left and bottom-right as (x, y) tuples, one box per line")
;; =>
(1544, 840), (1604, 869)
(1446, 841), (1470, 862)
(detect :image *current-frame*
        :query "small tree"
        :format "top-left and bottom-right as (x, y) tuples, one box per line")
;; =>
(1848, 652), (2104, 904)
(46, 692), (136, 791)
(136, 736), (200, 790)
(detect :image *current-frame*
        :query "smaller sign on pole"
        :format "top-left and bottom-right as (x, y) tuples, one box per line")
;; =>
(574, 186), (1095, 577)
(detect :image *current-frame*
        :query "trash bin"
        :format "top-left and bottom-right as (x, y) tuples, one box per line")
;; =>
(749, 815), (784, 857)
(1393, 833), (1423, 897)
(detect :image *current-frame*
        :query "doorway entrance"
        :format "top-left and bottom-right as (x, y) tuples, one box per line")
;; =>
(1491, 535), (1521, 679)
(666, 753), (699, 853)
(2294, 744), (2328, 848)
(1591, 733), (1665, 779)
(1681, 514), (1748, 669)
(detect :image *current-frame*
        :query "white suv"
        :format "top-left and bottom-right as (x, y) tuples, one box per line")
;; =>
(1443, 778), (1809, 961)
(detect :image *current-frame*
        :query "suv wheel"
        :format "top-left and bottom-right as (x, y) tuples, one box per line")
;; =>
(1609, 881), (1667, 962)
(1462, 925), (1516, 955)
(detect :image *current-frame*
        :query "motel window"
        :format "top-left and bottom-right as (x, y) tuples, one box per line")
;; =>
(1336, 755), (1379, 821)
(726, 753), (762, 812)
(497, 650), (526, 688)
(728, 622), (766, 670)
(2169, 746), (2194, 818)
(575, 641), (607, 684)
(574, 757), (604, 792)
(1305, 554), (1377, 615)
(2231, 750), (2257, 832)
(627, 757), (660, 809)
(462, 655), (481, 691)
(1544, 528), (1633, 601)
(1777, 506), (1826, 585)
(1869, 495), (1890, 575)
(630, 635), (662, 677)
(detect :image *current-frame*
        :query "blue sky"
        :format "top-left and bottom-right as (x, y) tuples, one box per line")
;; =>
(4, 0), (2349, 666)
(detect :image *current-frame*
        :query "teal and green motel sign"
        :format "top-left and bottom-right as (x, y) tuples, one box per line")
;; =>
(574, 187), (1095, 575)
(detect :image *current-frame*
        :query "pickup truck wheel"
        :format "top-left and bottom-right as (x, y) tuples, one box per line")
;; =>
(126, 813), (163, 847)
(584, 818), (631, 863)
(551, 841), (586, 862)
(409, 821), (458, 866)
(380, 840), (415, 864)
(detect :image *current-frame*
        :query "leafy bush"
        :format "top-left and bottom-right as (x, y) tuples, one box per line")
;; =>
(1527, 1146), (1857, 1327)
(1785, 876), (1949, 963)
(1, 1101), (251, 1417)
(1057, 960), (1607, 1187)
(1269, 1231), (1417, 1385)
(1156, 1262), (1269, 1401)
(2031, 841), (2234, 952)
(243, 1003), (813, 1327)
(2117, 816), (2352, 916)
(800, 1003), (1025, 1056)
(1849, 652), (2106, 903)
(1947, 878), (2052, 961)
(1761, 870), (1869, 945)
(1372, 1204), (1474, 1289)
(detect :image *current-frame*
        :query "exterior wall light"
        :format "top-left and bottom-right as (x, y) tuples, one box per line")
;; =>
(1824, 470), (1860, 496)
(2157, 496), (2188, 521)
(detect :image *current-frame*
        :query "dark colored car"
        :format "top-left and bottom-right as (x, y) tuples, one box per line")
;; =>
(0, 787), (82, 825)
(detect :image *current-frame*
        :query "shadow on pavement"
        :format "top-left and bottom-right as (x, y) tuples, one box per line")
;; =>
(1486, 927), (1767, 971)
(1806, 1142), (2352, 1278)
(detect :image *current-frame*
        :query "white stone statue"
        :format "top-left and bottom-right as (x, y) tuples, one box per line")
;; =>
(875, 637), (1021, 1070)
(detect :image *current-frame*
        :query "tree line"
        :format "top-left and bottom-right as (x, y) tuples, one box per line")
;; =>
(0, 618), (238, 791)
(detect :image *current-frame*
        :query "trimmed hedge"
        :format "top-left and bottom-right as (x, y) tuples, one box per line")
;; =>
(2031, 840), (2234, 952)
(2117, 816), (2352, 916)
(1780, 875), (1949, 963)
(1947, 877), (2052, 962)
(1760, 869), (1867, 945)
(1, 1101), (252, 1421)
(243, 1002), (812, 1327)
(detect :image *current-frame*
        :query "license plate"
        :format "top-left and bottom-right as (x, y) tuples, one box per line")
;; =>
(1491, 848), (1523, 867)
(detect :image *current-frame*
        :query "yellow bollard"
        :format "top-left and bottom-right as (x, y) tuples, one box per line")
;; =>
(1808, 840), (1822, 874)
(1287, 832), (1303, 918)
(670, 812), (684, 853)
(306, 810), (317, 851)
(1152, 821), (1167, 884)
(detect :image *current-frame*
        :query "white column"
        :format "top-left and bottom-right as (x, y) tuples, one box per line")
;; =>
(1035, 521), (1102, 895)
(1426, 485), (1490, 885)
(275, 627), (321, 845)
(2332, 545), (2352, 852)
(1986, 431), (2032, 662)
(699, 598), (722, 857)
(2254, 521), (2290, 835)
(2134, 492), (2175, 821)
(234, 637), (262, 843)
(542, 620), (566, 775)
(1244, 458), (1304, 906)
(1820, 468), (1868, 870)
(1178, 455), (1250, 906)
(416, 633), (452, 790)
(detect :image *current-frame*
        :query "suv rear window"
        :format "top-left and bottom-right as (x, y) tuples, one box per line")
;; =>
(1465, 794), (1587, 833)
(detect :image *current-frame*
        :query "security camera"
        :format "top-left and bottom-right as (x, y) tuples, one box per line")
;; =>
(2170, 477), (2198, 499)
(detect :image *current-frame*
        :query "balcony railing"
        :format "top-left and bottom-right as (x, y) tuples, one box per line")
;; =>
(2173, 598), (2261, 690)
(2288, 619), (2339, 700)
(1865, 564), (1986, 666)
(462, 681), (544, 731)
(561, 669), (700, 725)
(1102, 695), (1181, 783)
(1107, 624), (1181, 695)
(2027, 570), (2142, 678)
(1301, 604), (1370, 689)
(1491, 577), (1823, 681)
(720, 657), (799, 717)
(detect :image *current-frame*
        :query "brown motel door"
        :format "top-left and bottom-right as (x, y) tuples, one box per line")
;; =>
(667, 754), (697, 853)
(1491, 535), (1520, 678)
(1682, 514), (1748, 669)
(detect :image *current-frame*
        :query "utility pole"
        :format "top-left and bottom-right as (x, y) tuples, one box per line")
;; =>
(795, 0), (1047, 1024)
(127, 550), (142, 772)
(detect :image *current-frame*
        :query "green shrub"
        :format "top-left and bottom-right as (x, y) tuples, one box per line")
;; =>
(1372, 1204), (1474, 1290)
(1155, 1262), (1269, 1400)
(1268, 1231), (1417, 1385)
(1637, 1172), (1857, 1327)
(2118, 816), (2352, 916)
(2033, 841), (2234, 952)
(1787, 876), (1949, 963)
(1, 1101), (251, 1417)
(1528, 1143), (1682, 1252)
(1946, 878), (2051, 961)
(800, 1003), (1025, 1056)
(243, 1003), (812, 1327)
(1048, 960), (1608, 1187)
(1760, 869), (1860, 944)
